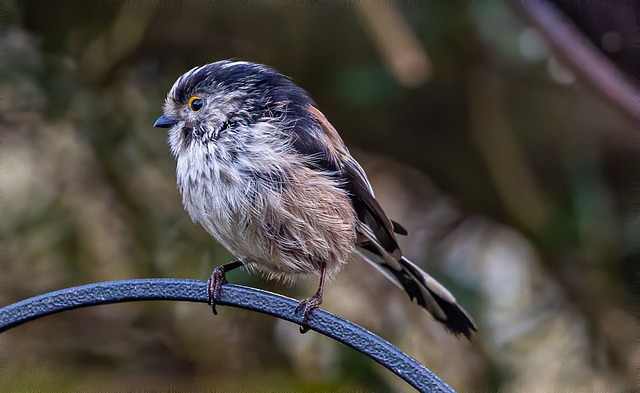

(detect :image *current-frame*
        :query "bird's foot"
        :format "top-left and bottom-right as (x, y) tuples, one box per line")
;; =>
(207, 267), (227, 315)
(295, 292), (323, 334)
(207, 260), (244, 315)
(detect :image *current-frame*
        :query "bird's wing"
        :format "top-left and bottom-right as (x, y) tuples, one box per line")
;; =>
(289, 105), (405, 257)
(294, 105), (476, 339)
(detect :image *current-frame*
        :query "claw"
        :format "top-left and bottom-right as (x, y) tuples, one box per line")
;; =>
(295, 292), (323, 334)
(294, 263), (326, 334)
(207, 260), (244, 316)
(207, 267), (227, 315)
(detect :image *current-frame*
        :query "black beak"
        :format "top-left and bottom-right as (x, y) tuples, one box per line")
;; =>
(154, 114), (178, 128)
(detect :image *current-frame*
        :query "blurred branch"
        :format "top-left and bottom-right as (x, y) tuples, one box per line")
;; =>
(514, 2), (640, 123)
(79, 2), (156, 80)
(356, 3), (431, 87)
(467, 66), (551, 233)
(0, 279), (456, 393)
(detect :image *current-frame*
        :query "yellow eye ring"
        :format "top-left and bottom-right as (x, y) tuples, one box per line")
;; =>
(188, 96), (204, 111)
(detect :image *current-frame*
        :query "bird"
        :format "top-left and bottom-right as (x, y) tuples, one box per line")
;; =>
(154, 60), (476, 338)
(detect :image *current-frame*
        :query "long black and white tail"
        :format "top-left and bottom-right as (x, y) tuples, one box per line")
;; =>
(357, 240), (477, 339)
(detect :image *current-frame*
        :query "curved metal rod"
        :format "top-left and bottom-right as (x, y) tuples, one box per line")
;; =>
(0, 279), (455, 392)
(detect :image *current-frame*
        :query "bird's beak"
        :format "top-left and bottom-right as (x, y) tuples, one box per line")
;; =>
(154, 114), (178, 128)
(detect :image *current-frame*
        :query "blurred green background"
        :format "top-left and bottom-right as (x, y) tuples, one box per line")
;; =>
(1, 1), (637, 392)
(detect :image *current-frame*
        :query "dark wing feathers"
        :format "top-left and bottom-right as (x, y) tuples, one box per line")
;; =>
(342, 159), (403, 259)
(391, 220), (408, 236)
(293, 104), (476, 339)
(300, 105), (403, 257)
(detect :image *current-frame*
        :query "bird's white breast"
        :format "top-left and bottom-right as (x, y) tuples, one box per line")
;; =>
(172, 122), (357, 281)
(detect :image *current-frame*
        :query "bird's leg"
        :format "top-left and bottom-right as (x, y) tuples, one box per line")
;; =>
(295, 263), (326, 334)
(207, 260), (244, 315)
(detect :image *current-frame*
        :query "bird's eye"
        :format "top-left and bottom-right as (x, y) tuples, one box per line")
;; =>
(188, 96), (204, 111)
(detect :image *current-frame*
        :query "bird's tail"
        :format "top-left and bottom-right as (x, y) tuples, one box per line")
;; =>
(357, 239), (477, 339)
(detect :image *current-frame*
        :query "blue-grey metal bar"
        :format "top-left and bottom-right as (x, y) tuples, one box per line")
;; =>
(0, 279), (455, 392)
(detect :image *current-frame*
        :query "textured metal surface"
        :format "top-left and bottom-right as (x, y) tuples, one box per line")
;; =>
(0, 279), (455, 392)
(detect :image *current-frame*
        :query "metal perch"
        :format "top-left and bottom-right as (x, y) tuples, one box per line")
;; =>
(0, 278), (456, 393)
